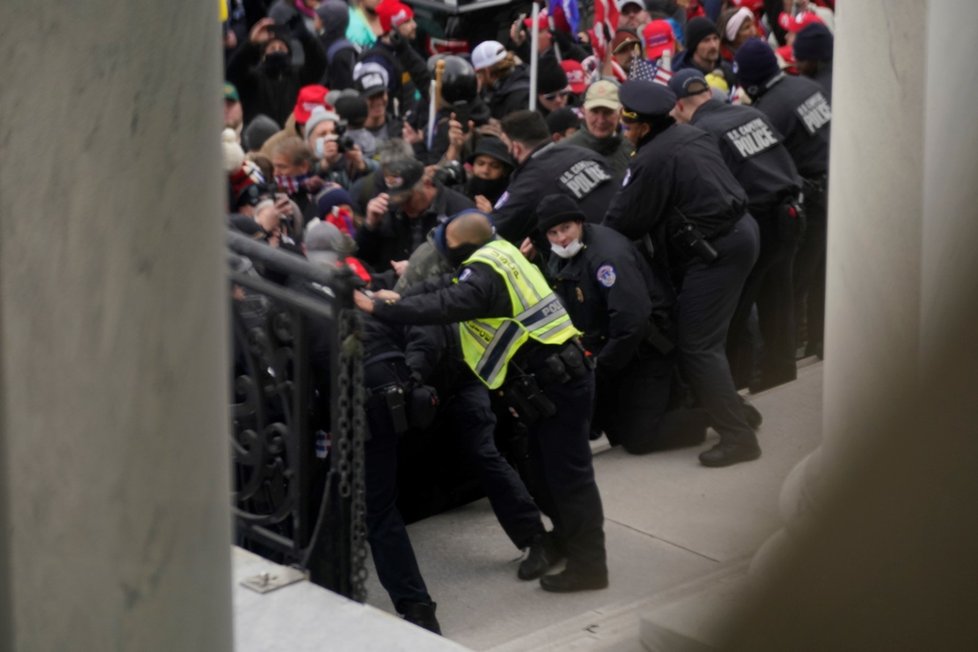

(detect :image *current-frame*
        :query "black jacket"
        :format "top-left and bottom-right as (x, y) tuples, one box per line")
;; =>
(751, 74), (831, 178)
(226, 27), (328, 126)
(494, 142), (617, 245)
(360, 37), (431, 118)
(548, 224), (668, 373)
(485, 66), (532, 121)
(603, 123), (748, 243)
(355, 185), (475, 273)
(690, 99), (801, 209)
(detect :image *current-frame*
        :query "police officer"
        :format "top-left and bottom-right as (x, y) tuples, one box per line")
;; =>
(604, 79), (762, 468)
(354, 210), (608, 592)
(735, 38), (831, 359)
(493, 110), (618, 245)
(670, 68), (804, 391)
(359, 314), (443, 634)
(537, 194), (710, 454)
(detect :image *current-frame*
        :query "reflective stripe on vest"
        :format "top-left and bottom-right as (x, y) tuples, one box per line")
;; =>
(457, 240), (580, 389)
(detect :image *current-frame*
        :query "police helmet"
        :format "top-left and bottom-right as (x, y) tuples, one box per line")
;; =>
(439, 56), (478, 105)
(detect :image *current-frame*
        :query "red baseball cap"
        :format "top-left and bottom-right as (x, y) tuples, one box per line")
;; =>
(561, 59), (587, 95)
(642, 20), (676, 60)
(778, 11), (824, 34)
(293, 84), (330, 125)
(377, 0), (414, 34)
(523, 12), (551, 32)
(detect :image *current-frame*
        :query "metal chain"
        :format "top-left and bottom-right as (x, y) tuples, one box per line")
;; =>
(335, 307), (368, 602)
(347, 310), (369, 603)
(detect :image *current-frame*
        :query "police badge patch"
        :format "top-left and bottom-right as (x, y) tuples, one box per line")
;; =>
(621, 168), (632, 187)
(494, 191), (510, 209)
(458, 268), (474, 282)
(596, 265), (616, 287)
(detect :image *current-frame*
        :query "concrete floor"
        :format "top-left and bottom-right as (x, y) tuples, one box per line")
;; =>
(363, 362), (825, 650)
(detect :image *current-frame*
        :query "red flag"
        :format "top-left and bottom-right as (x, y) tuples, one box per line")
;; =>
(590, 0), (620, 62)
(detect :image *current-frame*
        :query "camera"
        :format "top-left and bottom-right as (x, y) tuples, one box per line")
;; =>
(336, 135), (356, 153)
(433, 160), (466, 188)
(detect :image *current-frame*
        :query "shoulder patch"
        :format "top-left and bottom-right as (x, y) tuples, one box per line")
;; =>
(596, 264), (616, 288)
(494, 191), (510, 209)
(621, 168), (632, 187)
(458, 268), (474, 282)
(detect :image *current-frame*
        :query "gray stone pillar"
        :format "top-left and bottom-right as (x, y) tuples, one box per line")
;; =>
(753, 0), (931, 560)
(729, 0), (978, 647)
(0, 3), (232, 651)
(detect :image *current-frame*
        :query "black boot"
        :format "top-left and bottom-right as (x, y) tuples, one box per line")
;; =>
(741, 400), (763, 430)
(698, 440), (762, 467)
(399, 600), (441, 635)
(540, 565), (608, 593)
(518, 532), (563, 580)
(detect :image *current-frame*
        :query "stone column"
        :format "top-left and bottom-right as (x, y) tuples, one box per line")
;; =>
(731, 1), (978, 647)
(0, 3), (232, 651)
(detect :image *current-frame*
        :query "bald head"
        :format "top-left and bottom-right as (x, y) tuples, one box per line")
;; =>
(446, 211), (495, 248)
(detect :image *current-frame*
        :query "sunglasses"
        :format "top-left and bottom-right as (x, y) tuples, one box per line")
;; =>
(542, 88), (572, 102)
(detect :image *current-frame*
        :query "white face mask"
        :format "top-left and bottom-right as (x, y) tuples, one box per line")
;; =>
(550, 239), (584, 259)
(314, 137), (326, 159)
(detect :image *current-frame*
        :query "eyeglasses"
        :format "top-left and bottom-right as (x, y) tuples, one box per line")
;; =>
(542, 89), (572, 102)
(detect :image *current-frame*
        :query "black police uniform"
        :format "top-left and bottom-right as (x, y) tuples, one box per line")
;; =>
(548, 223), (709, 453)
(493, 143), (617, 244)
(603, 85), (761, 465)
(355, 184), (474, 276)
(359, 314), (440, 624)
(419, 325), (549, 550)
(690, 98), (804, 389)
(371, 255), (608, 586)
(751, 73), (831, 357)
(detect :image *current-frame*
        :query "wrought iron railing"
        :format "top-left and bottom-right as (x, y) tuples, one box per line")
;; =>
(227, 230), (368, 601)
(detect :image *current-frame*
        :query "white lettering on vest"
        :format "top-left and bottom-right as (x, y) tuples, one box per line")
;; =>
(558, 161), (611, 199)
(725, 117), (779, 160)
(795, 92), (831, 136)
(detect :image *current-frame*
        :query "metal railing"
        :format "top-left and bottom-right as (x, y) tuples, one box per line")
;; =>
(227, 230), (368, 600)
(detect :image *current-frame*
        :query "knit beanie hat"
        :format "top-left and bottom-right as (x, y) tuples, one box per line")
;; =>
(222, 128), (245, 173)
(537, 57), (570, 95)
(316, 186), (355, 218)
(303, 106), (342, 140)
(536, 193), (585, 233)
(242, 114), (281, 152)
(793, 23), (834, 62)
(684, 17), (719, 54)
(733, 37), (780, 89)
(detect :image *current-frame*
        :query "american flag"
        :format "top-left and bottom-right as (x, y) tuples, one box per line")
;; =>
(629, 58), (673, 86)
(549, 0), (580, 35)
(589, 0), (620, 62)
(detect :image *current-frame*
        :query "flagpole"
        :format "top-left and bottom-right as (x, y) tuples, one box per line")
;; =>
(529, 2), (540, 112)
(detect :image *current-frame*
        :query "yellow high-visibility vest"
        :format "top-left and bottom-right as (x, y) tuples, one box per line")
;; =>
(457, 240), (580, 389)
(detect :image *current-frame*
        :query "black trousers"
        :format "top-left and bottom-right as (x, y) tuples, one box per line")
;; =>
(363, 359), (431, 613)
(677, 214), (760, 446)
(727, 205), (799, 389)
(526, 370), (607, 575)
(441, 376), (545, 549)
(794, 182), (828, 356)
(594, 349), (709, 454)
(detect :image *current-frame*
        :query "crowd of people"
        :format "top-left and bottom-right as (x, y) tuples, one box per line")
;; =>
(224, 0), (835, 636)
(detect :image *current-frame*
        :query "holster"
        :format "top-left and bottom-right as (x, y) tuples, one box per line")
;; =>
(378, 384), (410, 435)
(502, 373), (556, 425)
(776, 195), (806, 244)
(645, 316), (675, 355)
